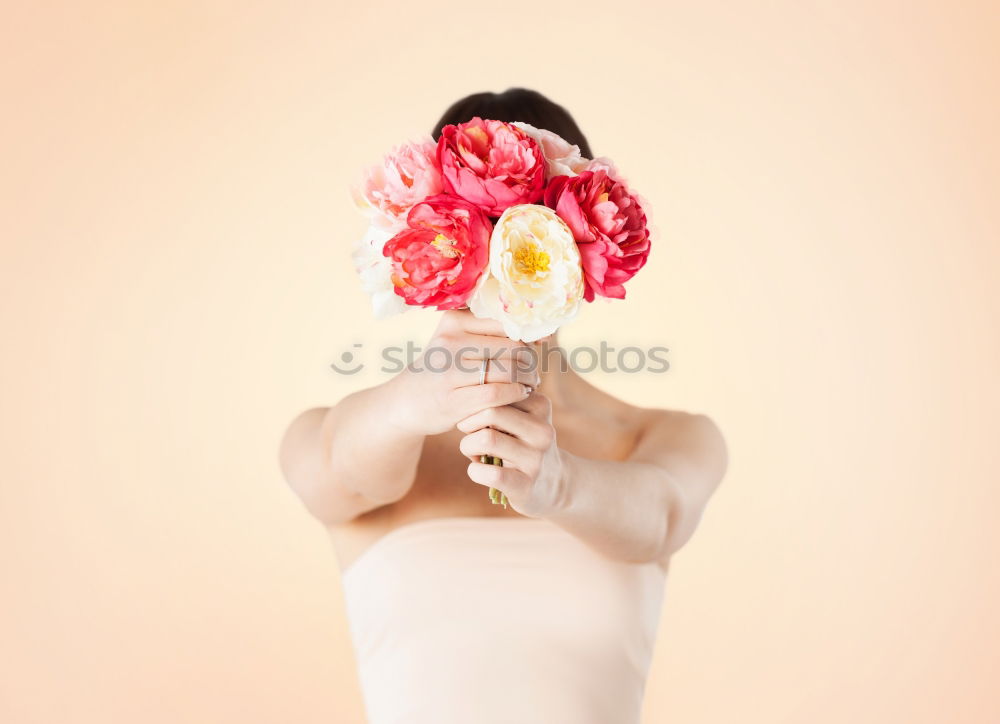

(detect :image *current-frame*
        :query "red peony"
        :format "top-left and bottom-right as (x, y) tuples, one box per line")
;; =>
(437, 118), (546, 217)
(544, 169), (651, 301)
(383, 195), (492, 310)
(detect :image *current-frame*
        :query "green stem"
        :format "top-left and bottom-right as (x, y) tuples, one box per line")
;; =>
(480, 454), (507, 508)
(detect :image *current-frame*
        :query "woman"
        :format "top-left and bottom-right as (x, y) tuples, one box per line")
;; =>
(280, 88), (728, 724)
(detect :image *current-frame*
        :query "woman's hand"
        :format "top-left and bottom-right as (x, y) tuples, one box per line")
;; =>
(390, 310), (540, 436)
(457, 392), (564, 516)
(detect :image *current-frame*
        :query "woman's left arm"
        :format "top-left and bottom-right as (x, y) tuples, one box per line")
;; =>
(458, 394), (728, 564)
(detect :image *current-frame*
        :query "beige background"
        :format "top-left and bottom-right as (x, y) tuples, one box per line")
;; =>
(2, 1), (999, 722)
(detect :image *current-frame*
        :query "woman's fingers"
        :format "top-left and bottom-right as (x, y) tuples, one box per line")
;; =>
(459, 427), (545, 478)
(440, 308), (508, 337)
(508, 390), (552, 418)
(453, 335), (531, 362)
(459, 427), (520, 461)
(425, 323), (540, 388)
(456, 403), (553, 449)
(447, 382), (531, 418)
(454, 345), (539, 388)
(487, 358), (539, 388)
(466, 461), (532, 497)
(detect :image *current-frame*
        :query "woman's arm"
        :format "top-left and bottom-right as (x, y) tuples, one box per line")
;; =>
(279, 376), (426, 525)
(280, 311), (538, 525)
(459, 397), (728, 563)
(553, 411), (728, 562)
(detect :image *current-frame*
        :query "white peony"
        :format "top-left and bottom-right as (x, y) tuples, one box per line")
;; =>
(351, 224), (406, 319)
(512, 121), (590, 178)
(469, 205), (584, 342)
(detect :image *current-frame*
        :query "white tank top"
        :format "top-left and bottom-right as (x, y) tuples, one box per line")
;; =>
(340, 516), (667, 723)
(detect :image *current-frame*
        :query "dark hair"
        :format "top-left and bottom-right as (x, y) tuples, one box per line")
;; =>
(432, 88), (593, 158)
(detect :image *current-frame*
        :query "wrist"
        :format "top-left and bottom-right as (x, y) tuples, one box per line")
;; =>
(547, 448), (576, 516)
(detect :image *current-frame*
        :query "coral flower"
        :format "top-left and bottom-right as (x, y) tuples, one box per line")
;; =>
(383, 195), (492, 310)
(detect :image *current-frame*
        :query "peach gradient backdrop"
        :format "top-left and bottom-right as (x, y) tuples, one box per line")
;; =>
(2, 1), (998, 722)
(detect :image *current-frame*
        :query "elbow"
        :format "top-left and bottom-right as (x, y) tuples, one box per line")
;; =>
(279, 407), (343, 523)
(656, 413), (727, 559)
(654, 475), (697, 563)
(279, 408), (327, 485)
(279, 406), (404, 526)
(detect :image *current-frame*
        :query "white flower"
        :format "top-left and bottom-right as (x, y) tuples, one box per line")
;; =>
(351, 224), (406, 319)
(469, 205), (584, 342)
(512, 121), (589, 178)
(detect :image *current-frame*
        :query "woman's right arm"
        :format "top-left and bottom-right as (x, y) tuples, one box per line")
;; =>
(279, 311), (538, 525)
(279, 375), (427, 525)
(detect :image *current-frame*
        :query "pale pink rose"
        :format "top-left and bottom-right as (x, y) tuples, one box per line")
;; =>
(512, 121), (589, 178)
(579, 156), (619, 177)
(353, 137), (444, 229)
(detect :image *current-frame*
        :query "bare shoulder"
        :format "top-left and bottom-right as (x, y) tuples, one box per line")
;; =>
(577, 376), (724, 451)
(636, 407), (725, 444)
(630, 406), (728, 480)
(562, 373), (726, 472)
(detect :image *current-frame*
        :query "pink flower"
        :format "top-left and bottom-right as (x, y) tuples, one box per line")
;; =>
(437, 118), (545, 217)
(383, 195), (492, 310)
(512, 121), (589, 178)
(544, 170), (651, 301)
(354, 137), (444, 229)
(579, 156), (619, 177)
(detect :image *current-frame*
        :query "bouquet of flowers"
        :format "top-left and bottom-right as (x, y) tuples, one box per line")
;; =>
(352, 117), (653, 505)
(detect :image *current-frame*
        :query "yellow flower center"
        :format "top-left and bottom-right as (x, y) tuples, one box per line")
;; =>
(513, 243), (550, 274)
(431, 233), (459, 258)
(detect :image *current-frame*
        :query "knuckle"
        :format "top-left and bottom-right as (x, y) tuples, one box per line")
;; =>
(515, 347), (538, 370)
(452, 348), (478, 374)
(491, 357), (514, 382)
(482, 384), (503, 404)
